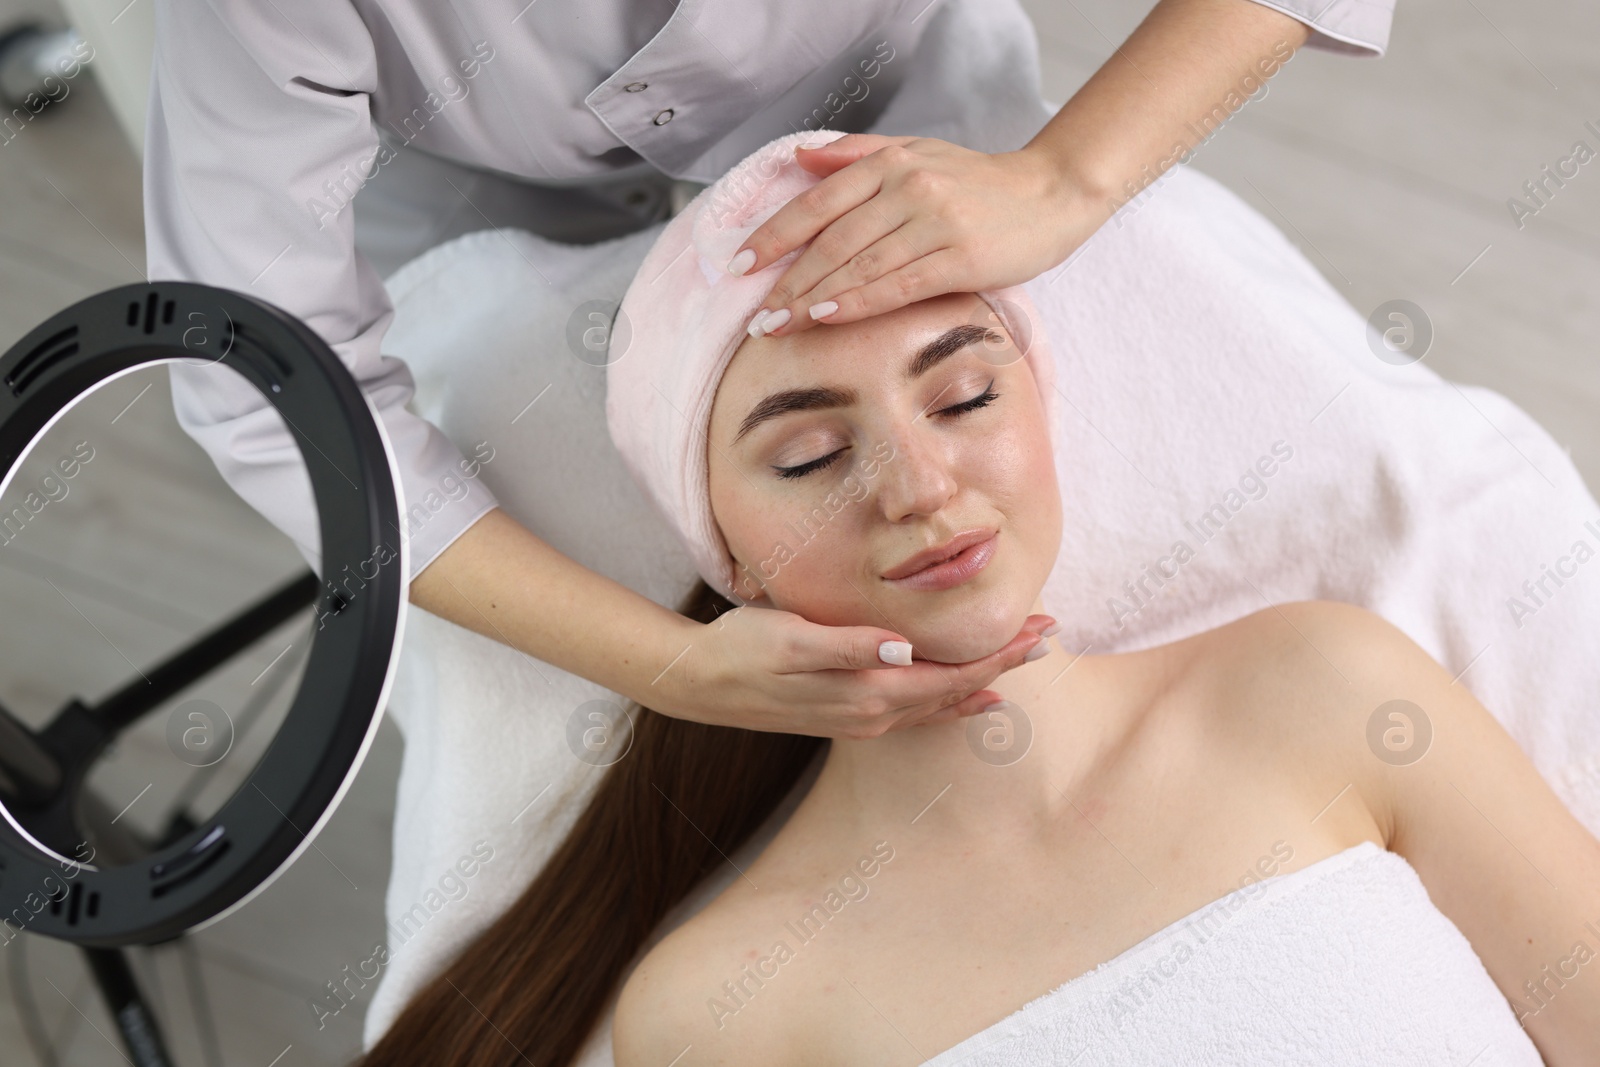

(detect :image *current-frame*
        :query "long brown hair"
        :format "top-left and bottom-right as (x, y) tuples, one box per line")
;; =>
(353, 579), (825, 1066)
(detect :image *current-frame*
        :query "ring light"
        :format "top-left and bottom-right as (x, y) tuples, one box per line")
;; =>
(0, 281), (409, 947)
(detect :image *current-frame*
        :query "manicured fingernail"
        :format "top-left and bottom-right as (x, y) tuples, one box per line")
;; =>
(746, 309), (772, 337)
(1023, 638), (1051, 662)
(1040, 620), (1061, 637)
(879, 640), (913, 666)
(760, 308), (791, 333)
(808, 299), (839, 321)
(728, 248), (756, 276)
(982, 700), (1014, 714)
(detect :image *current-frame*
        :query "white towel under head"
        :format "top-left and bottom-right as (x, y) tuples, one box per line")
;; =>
(918, 842), (1543, 1066)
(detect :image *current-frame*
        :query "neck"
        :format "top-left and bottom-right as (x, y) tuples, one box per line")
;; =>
(814, 593), (1146, 840)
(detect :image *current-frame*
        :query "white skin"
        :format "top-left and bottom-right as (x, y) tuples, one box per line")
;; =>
(612, 293), (1600, 1067)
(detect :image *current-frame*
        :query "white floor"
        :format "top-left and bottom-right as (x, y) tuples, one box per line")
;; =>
(0, 0), (1595, 1064)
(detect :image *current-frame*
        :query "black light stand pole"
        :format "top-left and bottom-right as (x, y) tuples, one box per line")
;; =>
(81, 947), (175, 1067)
(1, 571), (319, 1066)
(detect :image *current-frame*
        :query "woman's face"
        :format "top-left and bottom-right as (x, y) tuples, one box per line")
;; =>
(707, 291), (1062, 664)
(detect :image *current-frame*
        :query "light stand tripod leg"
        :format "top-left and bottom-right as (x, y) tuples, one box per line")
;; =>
(81, 946), (175, 1067)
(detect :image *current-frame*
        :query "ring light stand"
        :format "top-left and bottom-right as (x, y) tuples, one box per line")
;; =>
(0, 283), (410, 1065)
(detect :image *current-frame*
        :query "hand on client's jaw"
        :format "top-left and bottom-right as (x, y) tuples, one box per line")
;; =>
(908, 592), (1062, 728)
(668, 600), (1059, 739)
(409, 507), (1058, 739)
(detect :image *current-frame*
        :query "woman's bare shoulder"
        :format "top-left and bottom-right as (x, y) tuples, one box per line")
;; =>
(1197, 595), (1583, 849)
(1192, 597), (1425, 706)
(1215, 602), (1600, 1058)
(1200, 597), (1408, 664)
(612, 883), (801, 1067)
(1182, 599), (1423, 837)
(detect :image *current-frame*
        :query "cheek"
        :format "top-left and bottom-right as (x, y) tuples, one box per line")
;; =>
(717, 482), (870, 621)
(975, 403), (1061, 565)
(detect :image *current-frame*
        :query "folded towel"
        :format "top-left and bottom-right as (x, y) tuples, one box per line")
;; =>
(361, 160), (1600, 1060)
(918, 842), (1544, 1065)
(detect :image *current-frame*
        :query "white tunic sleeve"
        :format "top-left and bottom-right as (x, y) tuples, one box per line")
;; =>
(143, 0), (499, 580)
(1242, 0), (1396, 57)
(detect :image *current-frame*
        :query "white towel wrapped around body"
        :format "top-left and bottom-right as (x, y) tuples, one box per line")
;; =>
(358, 160), (1600, 1059)
(918, 841), (1545, 1065)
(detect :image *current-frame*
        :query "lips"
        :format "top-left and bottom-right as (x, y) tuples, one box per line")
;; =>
(882, 528), (998, 581)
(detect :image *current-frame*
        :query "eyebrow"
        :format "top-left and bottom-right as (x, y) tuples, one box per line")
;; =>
(732, 323), (1000, 444)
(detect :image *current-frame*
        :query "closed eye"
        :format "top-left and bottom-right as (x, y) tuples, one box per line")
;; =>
(937, 380), (999, 417)
(772, 381), (1000, 480)
(773, 449), (849, 480)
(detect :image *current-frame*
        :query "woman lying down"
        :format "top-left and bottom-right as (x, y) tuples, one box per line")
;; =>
(355, 139), (1600, 1066)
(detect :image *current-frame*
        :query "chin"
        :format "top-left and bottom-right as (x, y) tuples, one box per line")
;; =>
(897, 591), (1028, 664)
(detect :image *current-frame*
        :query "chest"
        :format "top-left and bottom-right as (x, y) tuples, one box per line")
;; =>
(737, 790), (1379, 1066)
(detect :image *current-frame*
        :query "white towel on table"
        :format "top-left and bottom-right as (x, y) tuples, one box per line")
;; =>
(358, 161), (1600, 1060)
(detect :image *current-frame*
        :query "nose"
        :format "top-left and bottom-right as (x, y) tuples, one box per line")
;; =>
(876, 421), (958, 523)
